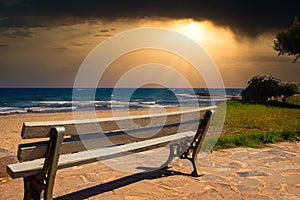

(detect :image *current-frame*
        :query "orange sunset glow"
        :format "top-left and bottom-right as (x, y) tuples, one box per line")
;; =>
(0, 1), (299, 88)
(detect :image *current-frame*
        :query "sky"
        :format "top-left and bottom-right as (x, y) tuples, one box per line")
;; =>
(0, 0), (299, 88)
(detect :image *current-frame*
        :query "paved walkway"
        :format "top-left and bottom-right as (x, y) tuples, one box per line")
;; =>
(1, 142), (299, 199)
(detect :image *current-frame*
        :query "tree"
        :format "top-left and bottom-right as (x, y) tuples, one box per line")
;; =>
(241, 75), (281, 103)
(280, 82), (298, 103)
(274, 17), (300, 63)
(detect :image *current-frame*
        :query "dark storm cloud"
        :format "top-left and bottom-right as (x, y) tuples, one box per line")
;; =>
(0, 29), (35, 38)
(54, 47), (68, 51)
(94, 34), (113, 37)
(0, 43), (9, 47)
(100, 29), (110, 33)
(72, 43), (91, 47)
(0, 0), (299, 37)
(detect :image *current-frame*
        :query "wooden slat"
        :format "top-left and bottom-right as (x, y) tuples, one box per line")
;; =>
(21, 106), (216, 139)
(18, 120), (199, 162)
(8, 131), (196, 179)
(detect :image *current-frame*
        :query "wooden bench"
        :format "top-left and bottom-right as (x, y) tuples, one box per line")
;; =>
(7, 106), (216, 200)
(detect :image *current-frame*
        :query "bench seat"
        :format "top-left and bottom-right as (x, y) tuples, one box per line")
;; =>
(8, 130), (195, 179)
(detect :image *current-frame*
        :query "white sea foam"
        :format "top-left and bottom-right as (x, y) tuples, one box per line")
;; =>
(0, 106), (77, 115)
(38, 101), (72, 105)
(176, 93), (198, 98)
(140, 101), (156, 105)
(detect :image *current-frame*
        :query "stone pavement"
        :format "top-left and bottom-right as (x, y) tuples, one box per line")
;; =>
(0, 142), (299, 199)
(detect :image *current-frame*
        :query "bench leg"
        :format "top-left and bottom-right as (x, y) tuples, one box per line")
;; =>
(161, 143), (176, 168)
(180, 110), (214, 177)
(161, 140), (191, 168)
(23, 174), (46, 200)
(23, 127), (65, 200)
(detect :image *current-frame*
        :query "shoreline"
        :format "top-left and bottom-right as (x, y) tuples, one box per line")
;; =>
(0, 106), (185, 117)
(0, 88), (242, 115)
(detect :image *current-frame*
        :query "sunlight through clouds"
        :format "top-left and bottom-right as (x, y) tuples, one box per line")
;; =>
(0, 17), (299, 88)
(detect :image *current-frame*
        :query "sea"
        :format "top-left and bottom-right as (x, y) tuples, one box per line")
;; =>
(0, 88), (243, 115)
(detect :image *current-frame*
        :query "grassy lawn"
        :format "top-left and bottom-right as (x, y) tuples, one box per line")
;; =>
(213, 96), (300, 149)
(286, 94), (300, 105)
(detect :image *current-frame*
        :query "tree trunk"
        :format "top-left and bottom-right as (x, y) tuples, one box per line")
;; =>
(282, 96), (287, 103)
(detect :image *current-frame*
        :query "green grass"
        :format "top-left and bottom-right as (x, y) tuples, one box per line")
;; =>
(286, 95), (300, 105)
(225, 100), (300, 133)
(213, 99), (300, 150)
(214, 130), (300, 150)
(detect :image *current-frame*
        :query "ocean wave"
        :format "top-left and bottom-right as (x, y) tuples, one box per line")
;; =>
(0, 88), (242, 115)
(0, 99), (216, 115)
(0, 107), (18, 111)
(0, 108), (27, 115)
(176, 93), (198, 98)
(0, 106), (77, 115)
(140, 101), (156, 105)
(38, 100), (72, 105)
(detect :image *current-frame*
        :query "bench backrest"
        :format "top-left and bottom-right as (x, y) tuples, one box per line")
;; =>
(18, 106), (216, 162)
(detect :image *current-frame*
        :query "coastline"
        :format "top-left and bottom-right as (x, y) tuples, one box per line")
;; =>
(0, 88), (241, 115)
